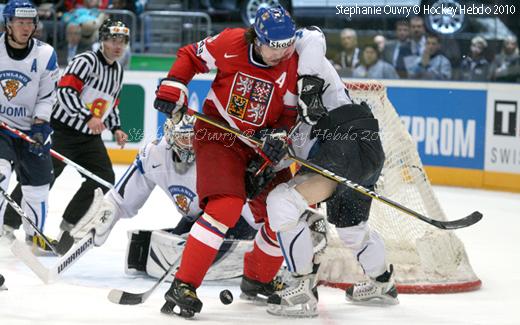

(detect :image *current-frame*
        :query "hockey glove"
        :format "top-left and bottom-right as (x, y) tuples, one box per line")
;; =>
(28, 122), (53, 157)
(245, 157), (276, 200)
(297, 75), (328, 125)
(305, 211), (328, 256)
(70, 188), (118, 246)
(258, 128), (288, 165)
(154, 78), (188, 117)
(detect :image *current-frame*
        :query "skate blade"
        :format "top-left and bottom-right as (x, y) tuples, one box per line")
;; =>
(161, 301), (196, 318)
(346, 295), (399, 306)
(29, 245), (56, 257)
(266, 303), (318, 318)
(239, 292), (268, 305)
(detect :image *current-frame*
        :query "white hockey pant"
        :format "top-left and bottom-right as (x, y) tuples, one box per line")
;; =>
(267, 182), (314, 275)
(336, 222), (387, 278)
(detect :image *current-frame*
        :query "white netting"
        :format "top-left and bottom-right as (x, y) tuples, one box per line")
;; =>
(316, 81), (480, 293)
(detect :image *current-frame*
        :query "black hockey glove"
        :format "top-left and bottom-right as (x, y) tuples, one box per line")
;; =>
(28, 122), (53, 157)
(257, 128), (288, 165)
(297, 75), (328, 125)
(245, 157), (276, 200)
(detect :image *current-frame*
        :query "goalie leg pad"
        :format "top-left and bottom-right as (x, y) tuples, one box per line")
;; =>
(145, 230), (186, 282)
(336, 222), (387, 278)
(142, 229), (253, 281)
(125, 230), (152, 274)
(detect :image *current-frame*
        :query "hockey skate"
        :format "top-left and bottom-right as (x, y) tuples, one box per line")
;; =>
(240, 275), (285, 304)
(345, 264), (399, 305)
(0, 225), (16, 246)
(25, 234), (59, 256)
(161, 278), (202, 318)
(266, 272), (319, 318)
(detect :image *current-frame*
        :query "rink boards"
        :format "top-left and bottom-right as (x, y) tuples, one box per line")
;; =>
(104, 71), (520, 192)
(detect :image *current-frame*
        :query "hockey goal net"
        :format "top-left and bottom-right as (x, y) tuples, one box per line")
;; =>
(315, 81), (481, 293)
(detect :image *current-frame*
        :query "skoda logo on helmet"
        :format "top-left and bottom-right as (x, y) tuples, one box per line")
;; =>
(268, 38), (295, 49)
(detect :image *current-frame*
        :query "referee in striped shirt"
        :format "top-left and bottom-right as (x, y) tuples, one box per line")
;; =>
(3, 19), (130, 233)
(52, 19), (130, 231)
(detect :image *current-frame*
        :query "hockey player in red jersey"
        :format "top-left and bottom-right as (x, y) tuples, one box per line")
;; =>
(153, 5), (298, 318)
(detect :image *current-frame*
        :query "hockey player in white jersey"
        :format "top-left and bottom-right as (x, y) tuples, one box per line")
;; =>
(70, 115), (258, 279)
(264, 27), (398, 317)
(0, 0), (59, 251)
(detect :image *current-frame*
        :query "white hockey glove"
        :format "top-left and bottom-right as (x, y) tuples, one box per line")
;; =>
(305, 210), (328, 256)
(70, 188), (119, 246)
(297, 75), (328, 125)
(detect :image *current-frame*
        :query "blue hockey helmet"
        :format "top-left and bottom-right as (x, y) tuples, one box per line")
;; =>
(3, 0), (38, 25)
(253, 5), (295, 49)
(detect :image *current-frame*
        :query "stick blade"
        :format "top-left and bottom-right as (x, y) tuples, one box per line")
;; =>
(55, 231), (75, 255)
(433, 211), (483, 230)
(108, 289), (144, 305)
(10, 240), (52, 284)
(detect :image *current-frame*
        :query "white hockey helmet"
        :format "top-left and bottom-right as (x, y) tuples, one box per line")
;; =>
(163, 114), (195, 164)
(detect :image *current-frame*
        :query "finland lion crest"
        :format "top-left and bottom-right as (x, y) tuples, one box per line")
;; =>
(0, 70), (31, 101)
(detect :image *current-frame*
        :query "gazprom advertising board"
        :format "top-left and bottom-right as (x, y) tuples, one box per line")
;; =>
(108, 72), (520, 192)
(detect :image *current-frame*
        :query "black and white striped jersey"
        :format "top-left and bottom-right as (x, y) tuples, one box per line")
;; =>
(51, 49), (123, 134)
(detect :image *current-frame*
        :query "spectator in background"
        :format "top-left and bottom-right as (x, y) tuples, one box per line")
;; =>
(374, 34), (386, 54)
(458, 36), (490, 81)
(491, 35), (520, 82)
(409, 16), (426, 56)
(60, 0), (107, 65)
(353, 44), (399, 79)
(0, 4), (4, 33)
(333, 28), (360, 76)
(63, 0), (108, 11)
(109, 0), (136, 13)
(409, 34), (452, 80)
(32, 1), (59, 43)
(383, 20), (412, 78)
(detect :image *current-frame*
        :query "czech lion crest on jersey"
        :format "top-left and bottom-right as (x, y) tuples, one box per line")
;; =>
(0, 70), (31, 101)
(168, 185), (196, 215)
(227, 72), (274, 126)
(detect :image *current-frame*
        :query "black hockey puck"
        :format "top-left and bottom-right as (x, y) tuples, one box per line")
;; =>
(219, 289), (233, 305)
(0, 274), (4, 287)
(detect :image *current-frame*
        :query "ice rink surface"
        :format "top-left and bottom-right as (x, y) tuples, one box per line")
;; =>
(1, 165), (519, 325)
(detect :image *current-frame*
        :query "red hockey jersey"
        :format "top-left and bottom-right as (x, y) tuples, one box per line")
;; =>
(167, 28), (298, 134)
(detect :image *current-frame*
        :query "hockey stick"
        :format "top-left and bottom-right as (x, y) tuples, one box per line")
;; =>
(186, 109), (482, 230)
(0, 122), (113, 189)
(10, 231), (95, 284)
(107, 256), (181, 305)
(0, 174), (74, 255)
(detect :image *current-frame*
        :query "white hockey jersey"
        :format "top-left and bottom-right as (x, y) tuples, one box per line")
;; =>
(290, 27), (354, 159)
(0, 34), (59, 130)
(108, 137), (202, 221)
